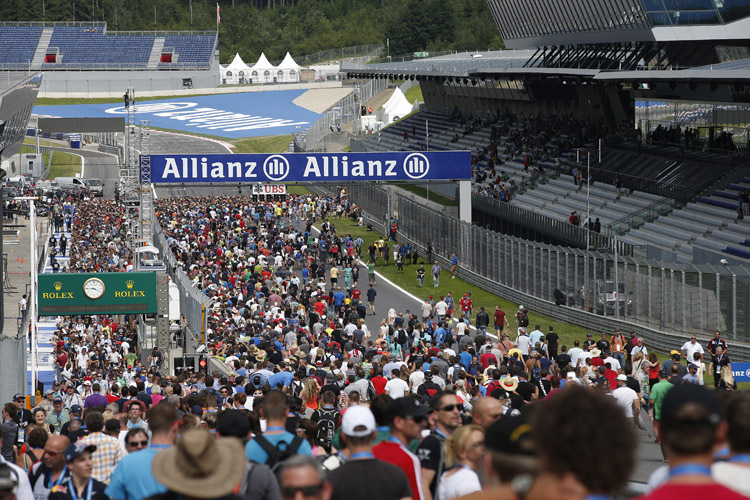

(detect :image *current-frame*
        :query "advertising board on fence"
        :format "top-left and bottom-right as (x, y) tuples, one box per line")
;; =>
(145, 151), (471, 184)
(38, 273), (157, 316)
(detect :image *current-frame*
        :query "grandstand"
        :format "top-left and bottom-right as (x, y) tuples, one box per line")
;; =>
(343, 0), (750, 267)
(0, 22), (217, 71)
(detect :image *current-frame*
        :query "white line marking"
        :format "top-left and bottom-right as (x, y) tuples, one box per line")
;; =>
(309, 223), (496, 340)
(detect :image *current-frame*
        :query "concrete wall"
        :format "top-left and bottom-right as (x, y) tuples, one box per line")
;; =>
(39, 76), (343, 99)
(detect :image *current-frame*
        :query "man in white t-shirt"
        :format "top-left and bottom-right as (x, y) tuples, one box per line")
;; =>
(384, 371), (409, 398)
(612, 374), (639, 418)
(604, 354), (621, 372)
(630, 338), (648, 359)
(516, 329), (532, 357)
(681, 336), (705, 364)
(434, 298), (448, 320)
(409, 370), (425, 394)
(568, 341), (584, 368)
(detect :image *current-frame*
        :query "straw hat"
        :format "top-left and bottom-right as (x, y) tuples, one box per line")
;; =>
(151, 429), (245, 499)
(500, 377), (519, 392)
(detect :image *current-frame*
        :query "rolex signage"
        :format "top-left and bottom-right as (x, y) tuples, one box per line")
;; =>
(38, 273), (157, 315)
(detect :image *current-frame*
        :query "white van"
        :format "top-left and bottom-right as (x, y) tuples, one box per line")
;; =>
(55, 177), (88, 192)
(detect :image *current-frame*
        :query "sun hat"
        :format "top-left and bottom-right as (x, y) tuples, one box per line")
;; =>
(500, 377), (519, 392)
(151, 429), (245, 499)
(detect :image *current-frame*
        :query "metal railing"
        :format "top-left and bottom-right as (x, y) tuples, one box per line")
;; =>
(472, 194), (634, 255)
(320, 182), (750, 358)
(608, 197), (676, 235)
(294, 78), (388, 151)
(153, 223), (212, 343)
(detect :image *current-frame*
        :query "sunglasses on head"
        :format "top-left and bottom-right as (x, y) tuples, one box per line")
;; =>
(281, 484), (324, 498)
(440, 404), (460, 412)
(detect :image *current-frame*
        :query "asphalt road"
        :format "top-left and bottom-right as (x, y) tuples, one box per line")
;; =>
(46, 146), (120, 199)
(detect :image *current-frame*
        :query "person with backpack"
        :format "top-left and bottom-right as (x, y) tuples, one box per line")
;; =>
(311, 392), (341, 454)
(246, 391), (313, 470)
(216, 411), (280, 500)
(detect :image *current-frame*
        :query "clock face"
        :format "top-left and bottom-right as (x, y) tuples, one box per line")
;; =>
(83, 278), (105, 300)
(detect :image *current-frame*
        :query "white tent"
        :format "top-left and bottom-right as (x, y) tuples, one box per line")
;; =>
(382, 87), (416, 124)
(276, 52), (301, 83)
(250, 52), (276, 83)
(222, 53), (252, 84)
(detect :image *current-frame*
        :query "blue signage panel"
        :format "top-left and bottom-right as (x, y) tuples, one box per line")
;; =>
(146, 151), (471, 183)
(732, 362), (750, 383)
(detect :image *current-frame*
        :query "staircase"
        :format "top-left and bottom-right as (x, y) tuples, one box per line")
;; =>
(147, 37), (165, 69)
(31, 28), (54, 68)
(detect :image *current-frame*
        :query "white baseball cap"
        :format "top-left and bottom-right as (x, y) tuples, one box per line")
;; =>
(340, 405), (376, 438)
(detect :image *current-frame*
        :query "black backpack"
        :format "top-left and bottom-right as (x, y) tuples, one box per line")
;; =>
(397, 329), (407, 345)
(314, 408), (340, 448)
(518, 312), (529, 327)
(253, 435), (305, 473)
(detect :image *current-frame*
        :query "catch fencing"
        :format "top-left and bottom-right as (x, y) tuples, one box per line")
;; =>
(153, 223), (212, 344)
(294, 79), (388, 151)
(0, 333), (26, 404)
(319, 182), (750, 358)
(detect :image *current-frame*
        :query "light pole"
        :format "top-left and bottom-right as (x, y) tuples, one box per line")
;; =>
(584, 152), (591, 312)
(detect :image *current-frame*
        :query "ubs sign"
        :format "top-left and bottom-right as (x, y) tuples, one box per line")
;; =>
(38, 273), (157, 316)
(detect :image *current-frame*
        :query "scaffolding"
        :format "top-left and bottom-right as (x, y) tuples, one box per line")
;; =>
(139, 119), (152, 244)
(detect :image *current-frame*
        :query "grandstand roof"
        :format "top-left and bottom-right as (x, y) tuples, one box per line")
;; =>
(0, 72), (31, 96)
(341, 50), (535, 78)
(594, 60), (750, 83)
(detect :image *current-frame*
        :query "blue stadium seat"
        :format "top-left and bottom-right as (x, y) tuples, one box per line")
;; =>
(159, 35), (215, 68)
(0, 26), (43, 66)
(724, 246), (750, 259)
(43, 26), (153, 68)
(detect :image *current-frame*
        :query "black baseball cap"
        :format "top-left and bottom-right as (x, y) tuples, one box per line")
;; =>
(385, 397), (430, 423)
(661, 384), (721, 428)
(484, 414), (536, 456)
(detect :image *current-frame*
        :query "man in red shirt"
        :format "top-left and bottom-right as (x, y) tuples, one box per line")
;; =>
(494, 306), (509, 336)
(373, 397), (429, 500)
(459, 294), (473, 319)
(350, 287), (362, 305)
(370, 367), (388, 395)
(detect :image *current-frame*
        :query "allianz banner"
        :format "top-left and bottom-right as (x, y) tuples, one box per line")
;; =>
(38, 272), (157, 316)
(146, 151), (471, 184)
(732, 362), (750, 383)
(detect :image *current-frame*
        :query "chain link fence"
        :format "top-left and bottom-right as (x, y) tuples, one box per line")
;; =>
(0, 333), (27, 404)
(294, 44), (383, 67)
(294, 79), (388, 151)
(319, 182), (750, 358)
(153, 223), (213, 345)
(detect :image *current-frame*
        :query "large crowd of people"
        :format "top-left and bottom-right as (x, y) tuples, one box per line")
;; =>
(2, 191), (749, 500)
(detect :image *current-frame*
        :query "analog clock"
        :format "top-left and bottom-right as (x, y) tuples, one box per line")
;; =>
(83, 278), (105, 300)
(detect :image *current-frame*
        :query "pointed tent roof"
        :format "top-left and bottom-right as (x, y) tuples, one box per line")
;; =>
(277, 52), (301, 70)
(252, 52), (275, 71)
(383, 87), (415, 123)
(226, 53), (250, 71)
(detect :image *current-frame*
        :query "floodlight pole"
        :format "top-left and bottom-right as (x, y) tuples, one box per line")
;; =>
(30, 197), (36, 397)
(586, 152), (591, 312)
